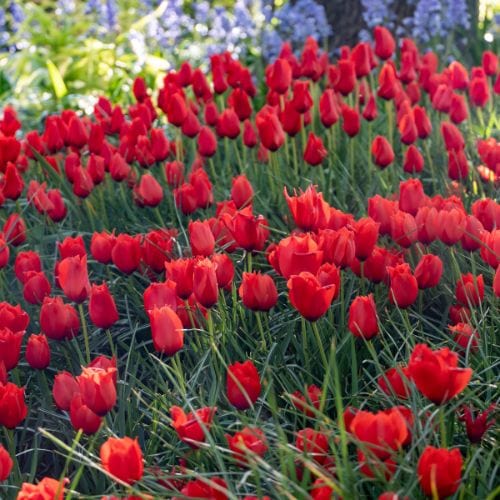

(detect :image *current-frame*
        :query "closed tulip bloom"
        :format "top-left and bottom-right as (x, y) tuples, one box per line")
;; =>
(350, 408), (408, 459)
(450, 93), (468, 124)
(90, 231), (115, 264)
(351, 41), (371, 78)
(415, 206), (439, 244)
(57, 255), (90, 303)
(353, 217), (380, 260)
(371, 135), (394, 168)
(378, 367), (411, 399)
(455, 273), (484, 307)
(290, 384), (322, 417)
(390, 211), (418, 248)
(417, 446), (462, 499)
(226, 427), (268, 466)
(403, 145), (424, 173)
(243, 119), (257, 148)
(398, 112), (418, 145)
(482, 50), (498, 75)
(231, 207), (270, 252)
(348, 294), (379, 339)
(480, 230), (500, 268)
(0, 444), (12, 481)
(197, 126), (217, 157)
(22, 271), (51, 305)
(341, 105), (360, 137)
(368, 195), (399, 236)
(317, 227), (355, 268)
(180, 477), (228, 499)
(77, 366), (117, 416)
(287, 272), (335, 321)
(170, 405), (216, 447)
(255, 105), (285, 151)
(447, 148), (469, 180)
(216, 108), (241, 139)
(147, 306), (184, 356)
(399, 179), (425, 216)
(100, 437), (143, 484)
(212, 253), (234, 290)
(134, 174), (163, 207)
(461, 215), (484, 252)
(14, 251), (42, 283)
(437, 208), (466, 245)
(284, 185), (330, 232)
(192, 258), (219, 308)
(441, 122), (465, 151)
(303, 133), (327, 166)
(362, 93), (378, 121)
(0, 382), (27, 428)
(17, 477), (67, 500)
(227, 360), (261, 410)
(374, 25), (395, 60)
(89, 283), (119, 329)
(188, 220), (215, 257)
(52, 371), (80, 411)
(25, 333), (50, 370)
(231, 175), (253, 209)
(295, 428), (330, 465)
(414, 254), (443, 289)
(239, 272), (278, 312)
(166, 93), (188, 126)
(408, 343), (472, 404)
(111, 234), (141, 274)
(165, 258), (194, 299)
(448, 323), (479, 353)
(470, 77), (489, 107)
(40, 296), (80, 340)
(319, 89), (339, 127)
(267, 58), (292, 94)
(0, 327), (23, 371)
(388, 263), (418, 308)
(69, 394), (102, 435)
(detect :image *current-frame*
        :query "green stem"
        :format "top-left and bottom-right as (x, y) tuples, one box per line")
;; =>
(78, 303), (91, 364)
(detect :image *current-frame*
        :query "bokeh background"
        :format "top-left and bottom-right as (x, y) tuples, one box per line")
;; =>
(0, 0), (498, 120)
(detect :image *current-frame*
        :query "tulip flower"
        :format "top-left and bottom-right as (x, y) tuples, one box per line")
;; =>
(147, 306), (184, 356)
(25, 333), (50, 370)
(417, 446), (462, 499)
(226, 427), (268, 466)
(100, 437), (143, 484)
(0, 444), (12, 481)
(57, 255), (90, 303)
(348, 294), (379, 339)
(170, 405), (216, 448)
(408, 343), (472, 404)
(238, 272), (278, 312)
(0, 382), (27, 429)
(227, 360), (261, 410)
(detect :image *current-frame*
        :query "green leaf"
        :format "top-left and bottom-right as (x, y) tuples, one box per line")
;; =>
(46, 59), (68, 99)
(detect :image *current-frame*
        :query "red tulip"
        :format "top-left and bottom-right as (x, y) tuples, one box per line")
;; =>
(134, 173), (163, 207)
(348, 294), (378, 339)
(100, 437), (143, 484)
(180, 477), (228, 499)
(295, 428), (329, 465)
(403, 145), (424, 173)
(40, 296), (79, 340)
(388, 263), (418, 308)
(192, 258), (219, 308)
(212, 253), (234, 290)
(188, 220), (215, 257)
(304, 132), (327, 166)
(17, 477), (67, 500)
(459, 404), (496, 444)
(414, 254), (443, 289)
(0, 444), (12, 481)
(57, 255), (90, 303)
(455, 273), (484, 307)
(408, 343), (472, 404)
(77, 366), (117, 416)
(352, 217), (379, 260)
(226, 427), (268, 466)
(290, 384), (322, 418)
(25, 333), (50, 370)
(0, 327), (23, 371)
(341, 105), (360, 137)
(267, 58), (292, 94)
(69, 394), (102, 435)
(90, 231), (115, 264)
(238, 272), (278, 312)
(170, 405), (216, 448)
(448, 323), (479, 353)
(147, 306), (184, 356)
(89, 283), (119, 329)
(371, 135), (394, 168)
(111, 234), (141, 274)
(230, 175), (253, 209)
(52, 371), (80, 411)
(378, 367), (411, 399)
(287, 272), (335, 322)
(255, 105), (285, 151)
(284, 185), (330, 232)
(0, 382), (27, 428)
(216, 109), (240, 139)
(197, 126), (217, 157)
(231, 207), (270, 252)
(227, 360), (261, 410)
(350, 408), (408, 459)
(374, 26), (395, 60)
(14, 251), (42, 283)
(417, 446), (462, 499)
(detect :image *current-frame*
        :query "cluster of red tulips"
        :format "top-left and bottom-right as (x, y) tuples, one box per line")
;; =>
(0, 24), (498, 499)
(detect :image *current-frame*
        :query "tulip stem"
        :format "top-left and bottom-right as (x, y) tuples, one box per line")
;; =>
(78, 303), (91, 364)
(350, 335), (359, 401)
(256, 312), (267, 350)
(301, 318), (311, 381)
(247, 251), (252, 273)
(440, 407), (447, 448)
(311, 321), (328, 370)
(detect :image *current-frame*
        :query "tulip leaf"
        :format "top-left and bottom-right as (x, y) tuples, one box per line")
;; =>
(46, 59), (68, 99)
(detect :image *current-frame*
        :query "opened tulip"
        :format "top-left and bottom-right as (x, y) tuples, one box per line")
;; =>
(417, 446), (462, 499)
(459, 405), (496, 444)
(147, 306), (184, 356)
(284, 185), (330, 232)
(408, 343), (472, 404)
(17, 477), (67, 500)
(100, 436), (143, 484)
(227, 360), (261, 410)
(277, 233), (323, 275)
(171, 405), (216, 447)
(226, 427), (268, 466)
